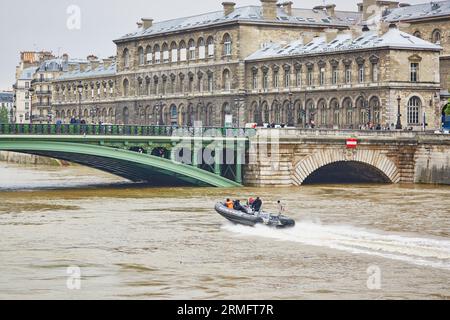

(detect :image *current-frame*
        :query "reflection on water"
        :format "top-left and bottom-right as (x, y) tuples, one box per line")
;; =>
(0, 163), (449, 299)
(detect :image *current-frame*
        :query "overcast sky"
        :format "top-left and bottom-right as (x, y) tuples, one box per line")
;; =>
(0, 0), (427, 90)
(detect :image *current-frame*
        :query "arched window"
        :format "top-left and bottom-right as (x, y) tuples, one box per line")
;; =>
(207, 36), (215, 58)
(318, 99), (327, 126)
(407, 96), (421, 125)
(171, 42), (178, 63)
(162, 43), (169, 63)
(343, 98), (353, 127)
(370, 96), (381, 125)
(306, 99), (316, 126)
(138, 46), (144, 65)
(188, 39), (196, 60)
(223, 69), (231, 91)
(413, 31), (422, 39)
(123, 107), (129, 125)
(198, 38), (206, 59)
(170, 104), (178, 125)
(154, 44), (161, 64)
(123, 79), (129, 96)
(223, 33), (232, 56)
(222, 102), (233, 127)
(123, 48), (130, 68)
(146, 45), (152, 64)
(179, 41), (187, 62)
(432, 29), (441, 44)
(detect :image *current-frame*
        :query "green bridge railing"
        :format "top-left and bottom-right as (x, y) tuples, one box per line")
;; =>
(0, 124), (255, 138)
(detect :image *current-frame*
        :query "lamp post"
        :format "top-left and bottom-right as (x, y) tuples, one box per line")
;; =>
(288, 92), (294, 127)
(396, 95), (403, 130)
(28, 88), (35, 124)
(77, 82), (83, 122)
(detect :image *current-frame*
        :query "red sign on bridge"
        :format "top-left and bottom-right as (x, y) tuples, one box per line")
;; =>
(346, 138), (358, 149)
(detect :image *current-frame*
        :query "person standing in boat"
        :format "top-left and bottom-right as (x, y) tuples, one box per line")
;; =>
(251, 197), (263, 213)
(225, 199), (234, 209)
(277, 200), (285, 217)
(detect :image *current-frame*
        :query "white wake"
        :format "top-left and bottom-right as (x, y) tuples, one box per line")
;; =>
(222, 221), (450, 270)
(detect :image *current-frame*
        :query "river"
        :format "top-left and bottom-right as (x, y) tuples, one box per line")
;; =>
(0, 163), (449, 300)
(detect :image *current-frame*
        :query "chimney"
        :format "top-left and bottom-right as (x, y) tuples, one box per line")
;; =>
(137, 22), (143, 28)
(314, 4), (336, 16)
(261, 0), (278, 20)
(325, 4), (336, 16)
(222, 2), (236, 16)
(278, 1), (293, 16)
(325, 28), (339, 43)
(103, 58), (113, 68)
(79, 62), (88, 72)
(141, 18), (153, 29)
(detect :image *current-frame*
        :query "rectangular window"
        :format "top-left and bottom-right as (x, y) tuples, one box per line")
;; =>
(410, 63), (419, 82)
(163, 51), (169, 63)
(284, 72), (290, 88)
(146, 53), (153, 64)
(345, 67), (352, 84)
(320, 68), (325, 86)
(263, 73), (268, 90)
(224, 43), (232, 56)
(199, 46), (206, 59)
(273, 71), (279, 88)
(307, 69), (313, 86)
(208, 76), (213, 92)
(179, 49), (186, 62)
(25, 82), (29, 89)
(332, 67), (338, 85)
(155, 52), (161, 64)
(252, 74), (258, 90)
(372, 63), (379, 82)
(189, 47), (196, 60)
(171, 49), (178, 63)
(296, 70), (302, 87)
(359, 66), (365, 83)
(208, 44), (215, 57)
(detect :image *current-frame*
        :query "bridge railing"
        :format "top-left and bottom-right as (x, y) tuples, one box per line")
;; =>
(0, 124), (255, 138)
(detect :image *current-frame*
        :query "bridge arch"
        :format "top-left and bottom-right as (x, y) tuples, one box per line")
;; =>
(292, 149), (400, 185)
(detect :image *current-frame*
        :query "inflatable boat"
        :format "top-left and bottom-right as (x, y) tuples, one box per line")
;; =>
(215, 203), (295, 228)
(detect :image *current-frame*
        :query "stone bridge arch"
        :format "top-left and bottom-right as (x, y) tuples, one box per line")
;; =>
(292, 148), (400, 185)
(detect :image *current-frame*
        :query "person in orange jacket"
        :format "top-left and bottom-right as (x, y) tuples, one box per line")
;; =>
(225, 198), (234, 209)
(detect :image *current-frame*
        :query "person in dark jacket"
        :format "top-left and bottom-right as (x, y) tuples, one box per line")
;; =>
(251, 197), (263, 212)
(233, 200), (247, 214)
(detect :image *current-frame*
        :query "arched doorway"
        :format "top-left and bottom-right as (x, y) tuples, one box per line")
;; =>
(303, 161), (392, 184)
(170, 104), (178, 126)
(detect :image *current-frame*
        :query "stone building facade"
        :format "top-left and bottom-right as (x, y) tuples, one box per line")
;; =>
(50, 0), (446, 130)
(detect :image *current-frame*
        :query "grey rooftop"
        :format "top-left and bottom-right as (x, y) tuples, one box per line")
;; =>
(245, 26), (442, 61)
(115, 5), (362, 42)
(383, 0), (450, 22)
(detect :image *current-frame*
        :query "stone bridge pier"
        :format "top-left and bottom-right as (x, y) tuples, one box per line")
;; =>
(244, 129), (450, 187)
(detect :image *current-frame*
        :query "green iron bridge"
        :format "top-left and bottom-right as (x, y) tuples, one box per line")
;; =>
(0, 124), (255, 188)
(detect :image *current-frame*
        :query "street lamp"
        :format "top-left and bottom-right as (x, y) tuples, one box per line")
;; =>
(28, 88), (35, 124)
(396, 95), (403, 130)
(77, 82), (84, 121)
(288, 92), (294, 127)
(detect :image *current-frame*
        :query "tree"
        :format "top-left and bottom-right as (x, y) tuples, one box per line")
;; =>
(0, 106), (8, 124)
(445, 99), (450, 116)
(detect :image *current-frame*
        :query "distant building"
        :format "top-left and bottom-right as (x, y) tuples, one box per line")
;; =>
(14, 67), (37, 124)
(48, 0), (450, 130)
(0, 92), (14, 123)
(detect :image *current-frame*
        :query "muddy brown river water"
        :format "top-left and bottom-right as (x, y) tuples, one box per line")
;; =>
(0, 163), (449, 299)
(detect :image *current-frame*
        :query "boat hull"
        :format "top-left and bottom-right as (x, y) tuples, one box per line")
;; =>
(215, 203), (295, 228)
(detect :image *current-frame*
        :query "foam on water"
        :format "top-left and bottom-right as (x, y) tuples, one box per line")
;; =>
(222, 220), (450, 270)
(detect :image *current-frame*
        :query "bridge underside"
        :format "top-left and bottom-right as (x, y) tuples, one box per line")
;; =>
(0, 141), (242, 188)
(25, 151), (203, 187)
(303, 161), (392, 185)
